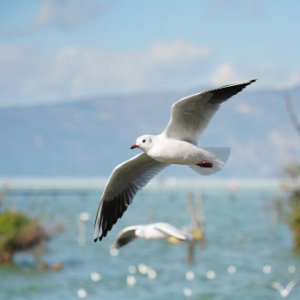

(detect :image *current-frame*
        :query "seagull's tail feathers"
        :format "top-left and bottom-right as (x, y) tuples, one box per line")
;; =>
(189, 147), (230, 176)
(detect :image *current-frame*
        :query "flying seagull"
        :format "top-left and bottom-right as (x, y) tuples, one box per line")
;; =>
(111, 222), (192, 249)
(262, 280), (300, 298)
(94, 80), (256, 241)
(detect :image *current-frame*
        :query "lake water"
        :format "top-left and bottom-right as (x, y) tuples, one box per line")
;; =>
(0, 189), (300, 300)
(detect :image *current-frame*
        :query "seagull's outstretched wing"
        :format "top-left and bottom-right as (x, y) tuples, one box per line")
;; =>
(111, 225), (141, 249)
(268, 282), (285, 292)
(286, 279), (300, 293)
(154, 222), (191, 240)
(94, 153), (168, 242)
(163, 80), (256, 144)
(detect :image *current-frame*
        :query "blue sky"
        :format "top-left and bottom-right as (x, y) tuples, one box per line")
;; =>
(1, 0), (300, 106)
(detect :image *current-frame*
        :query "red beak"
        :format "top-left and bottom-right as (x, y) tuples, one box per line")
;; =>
(130, 144), (139, 149)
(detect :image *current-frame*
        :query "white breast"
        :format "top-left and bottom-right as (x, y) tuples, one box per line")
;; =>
(148, 138), (203, 165)
(139, 225), (167, 240)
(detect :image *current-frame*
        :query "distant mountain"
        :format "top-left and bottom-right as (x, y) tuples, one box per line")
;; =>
(1, 86), (300, 177)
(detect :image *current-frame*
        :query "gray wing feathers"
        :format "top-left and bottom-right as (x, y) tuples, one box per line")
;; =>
(110, 226), (140, 249)
(154, 222), (190, 240)
(164, 80), (256, 143)
(286, 279), (300, 292)
(94, 153), (168, 242)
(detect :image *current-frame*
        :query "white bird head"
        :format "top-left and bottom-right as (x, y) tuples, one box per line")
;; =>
(130, 135), (154, 152)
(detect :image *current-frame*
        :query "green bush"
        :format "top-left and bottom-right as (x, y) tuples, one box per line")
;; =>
(289, 191), (300, 249)
(285, 165), (300, 250)
(0, 210), (47, 263)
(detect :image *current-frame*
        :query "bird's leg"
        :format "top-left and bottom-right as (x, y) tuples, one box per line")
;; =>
(197, 161), (213, 168)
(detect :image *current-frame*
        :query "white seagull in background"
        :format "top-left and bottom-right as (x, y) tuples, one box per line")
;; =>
(263, 280), (300, 298)
(94, 80), (256, 241)
(111, 222), (192, 249)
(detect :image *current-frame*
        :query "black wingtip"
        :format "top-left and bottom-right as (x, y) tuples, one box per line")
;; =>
(241, 79), (256, 88)
(94, 238), (98, 242)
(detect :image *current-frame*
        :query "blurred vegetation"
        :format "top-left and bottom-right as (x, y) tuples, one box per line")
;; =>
(270, 98), (300, 250)
(284, 97), (300, 250)
(0, 210), (47, 263)
(185, 192), (206, 263)
(0, 188), (63, 267)
(285, 165), (300, 250)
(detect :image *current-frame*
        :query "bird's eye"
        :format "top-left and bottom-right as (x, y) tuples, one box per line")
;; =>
(142, 139), (146, 143)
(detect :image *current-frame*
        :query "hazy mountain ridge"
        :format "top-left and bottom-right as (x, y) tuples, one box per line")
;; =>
(1, 86), (300, 177)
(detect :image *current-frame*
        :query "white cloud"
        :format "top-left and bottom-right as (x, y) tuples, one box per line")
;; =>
(235, 103), (262, 116)
(236, 103), (252, 114)
(210, 63), (239, 86)
(227, 130), (300, 176)
(2, 41), (300, 107)
(11, 0), (105, 34)
(0, 41), (213, 106)
(210, 62), (300, 89)
(268, 130), (299, 150)
(33, 1), (57, 29)
(266, 130), (300, 170)
(282, 71), (300, 89)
